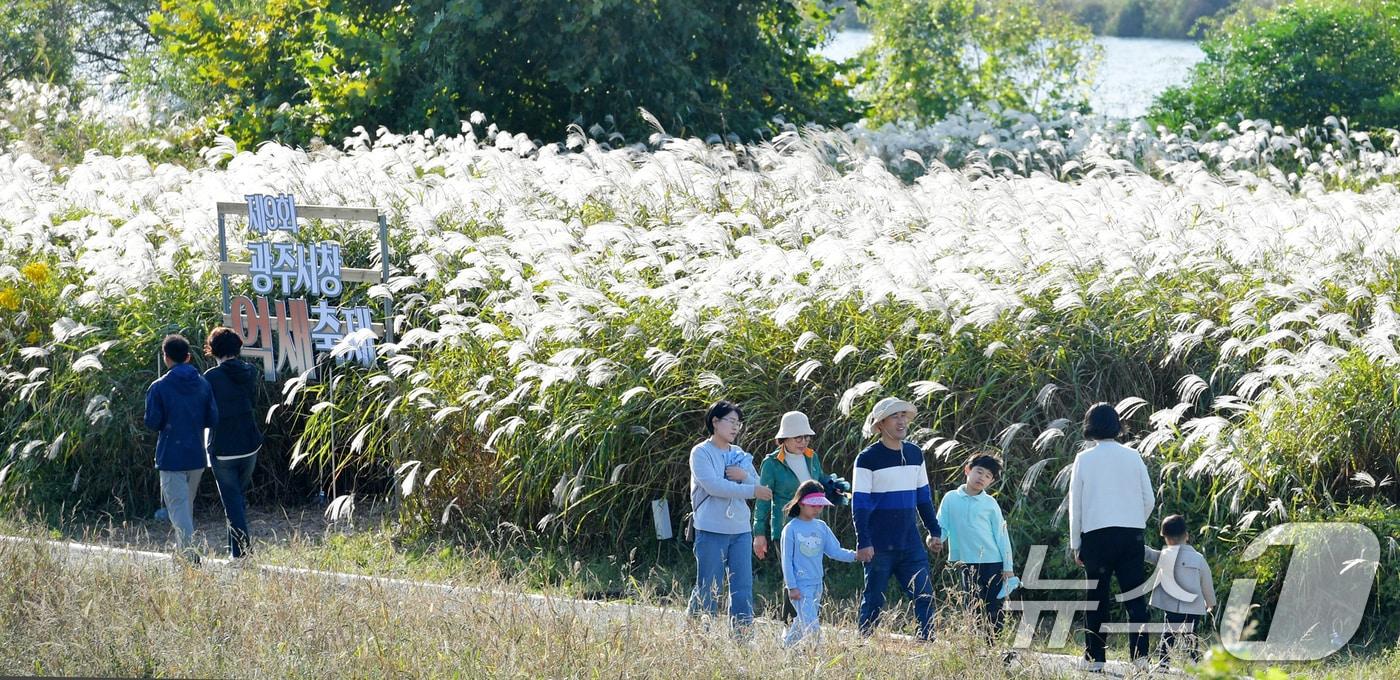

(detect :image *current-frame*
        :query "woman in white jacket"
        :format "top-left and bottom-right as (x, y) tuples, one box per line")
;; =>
(1068, 402), (1155, 671)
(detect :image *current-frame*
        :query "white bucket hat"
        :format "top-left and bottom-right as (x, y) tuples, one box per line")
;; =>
(775, 411), (816, 440)
(863, 397), (917, 438)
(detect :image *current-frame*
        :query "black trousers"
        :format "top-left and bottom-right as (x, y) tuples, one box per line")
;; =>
(1080, 527), (1150, 662)
(959, 562), (1006, 639)
(1158, 611), (1201, 663)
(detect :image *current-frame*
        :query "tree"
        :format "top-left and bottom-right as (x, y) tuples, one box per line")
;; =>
(1111, 0), (1146, 38)
(148, 0), (863, 146)
(858, 0), (1100, 127)
(73, 0), (162, 81)
(1150, 0), (1400, 130)
(0, 0), (160, 85)
(0, 0), (75, 82)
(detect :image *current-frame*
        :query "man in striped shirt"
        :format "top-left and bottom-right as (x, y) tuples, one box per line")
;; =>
(853, 397), (943, 641)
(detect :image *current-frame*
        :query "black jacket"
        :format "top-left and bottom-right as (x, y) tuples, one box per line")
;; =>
(203, 358), (264, 457)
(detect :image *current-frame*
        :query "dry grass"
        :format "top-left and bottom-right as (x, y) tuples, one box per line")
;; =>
(3, 529), (1398, 679)
(0, 535), (1090, 679)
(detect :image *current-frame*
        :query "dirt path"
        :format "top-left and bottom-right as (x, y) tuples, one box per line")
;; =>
(54, 501), (386, 554)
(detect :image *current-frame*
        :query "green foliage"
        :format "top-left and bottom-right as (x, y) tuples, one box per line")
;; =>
(0, 0), (160, 85)
(148, 0), (862, 147)
(858, 0), (1100, 126)
(1110, 0), (1146, 37)
(1150, 0), (1400, 130)
(1191, 649), (1292, 680)
(148, 0), (403, 146)
(1058, 0), (1240, 39)
(1203, 503), (1400, 657)
(1169, 350), (1400, 525)
(0, 0), (75, 83)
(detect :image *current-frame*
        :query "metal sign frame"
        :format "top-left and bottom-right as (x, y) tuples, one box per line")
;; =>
(215, 200), (395, 368)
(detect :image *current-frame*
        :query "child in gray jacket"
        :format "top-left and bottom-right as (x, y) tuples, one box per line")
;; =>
(1144, 514), (1217, 667)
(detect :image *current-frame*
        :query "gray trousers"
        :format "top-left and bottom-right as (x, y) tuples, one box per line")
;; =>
(159, 468), (203, 557)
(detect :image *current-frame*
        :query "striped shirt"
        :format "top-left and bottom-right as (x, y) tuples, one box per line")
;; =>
(852, 440), (941, 551)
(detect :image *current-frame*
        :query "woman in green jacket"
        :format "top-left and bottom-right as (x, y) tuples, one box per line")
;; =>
(752, 411), (824, 560)
(753, 411), (825, 621)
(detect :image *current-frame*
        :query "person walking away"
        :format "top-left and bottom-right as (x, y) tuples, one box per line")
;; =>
(1143, 514), (1216, 669)
(144, 334), (218, 563)
(203, 326), (264, 559)
(1069, 402), (1155, 672)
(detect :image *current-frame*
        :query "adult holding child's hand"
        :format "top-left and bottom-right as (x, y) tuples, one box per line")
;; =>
(852, 397), (942, 642)
(1068, 402), (1155, 672)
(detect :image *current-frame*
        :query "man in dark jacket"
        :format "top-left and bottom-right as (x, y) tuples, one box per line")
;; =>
(202, 327), (264, 558)
(144, 334), (218, 561)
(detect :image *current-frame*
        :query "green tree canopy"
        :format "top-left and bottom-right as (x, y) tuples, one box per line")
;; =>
(1, 0), (76, 82)
(1, 0), (160, 85)
(1151, 0), (1400, 129)
(857, 0), (1100, 126)
(149, 0), (862, 146)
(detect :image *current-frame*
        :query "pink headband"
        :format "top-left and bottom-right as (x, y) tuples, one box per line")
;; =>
(799, 492), (834, 507)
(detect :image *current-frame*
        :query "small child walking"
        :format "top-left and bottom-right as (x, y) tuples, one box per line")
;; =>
(1144, 514), (1217, 667)
(781, 480), (859, 646)
(936, 452), (1015, 640)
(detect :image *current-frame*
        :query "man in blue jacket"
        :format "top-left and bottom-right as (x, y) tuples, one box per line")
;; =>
(144, 334), (218, 561)
(852, 397), (943, 641)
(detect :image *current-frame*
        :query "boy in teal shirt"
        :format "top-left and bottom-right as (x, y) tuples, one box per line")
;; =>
(936, 452), (1015, 637)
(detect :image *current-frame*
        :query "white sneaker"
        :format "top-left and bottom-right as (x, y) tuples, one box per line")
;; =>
(1077, 659), (1105, 673)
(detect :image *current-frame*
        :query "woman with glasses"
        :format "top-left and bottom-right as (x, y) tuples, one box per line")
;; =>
(751, 411), (825, 622)
(687, 400), (772, 637)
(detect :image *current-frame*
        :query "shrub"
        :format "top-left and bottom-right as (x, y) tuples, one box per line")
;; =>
(147, 0), (862, 147)
(857, 0), (1100, 126)
(1150, 0), (1400, 130)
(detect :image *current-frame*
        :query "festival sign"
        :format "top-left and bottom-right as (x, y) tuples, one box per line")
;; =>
(215, 195), (393, 381)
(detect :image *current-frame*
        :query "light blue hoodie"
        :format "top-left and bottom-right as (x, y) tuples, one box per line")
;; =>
(936, 484), (1013, 571)
(689, 440), (760, 534)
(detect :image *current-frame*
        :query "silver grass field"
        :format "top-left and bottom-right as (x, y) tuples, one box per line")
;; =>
(4, 80), (1400, 676)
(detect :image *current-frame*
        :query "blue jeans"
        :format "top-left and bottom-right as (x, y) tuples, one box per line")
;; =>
(858, 547), (935, 639)
(211, 454), (256, 558)
(784, 582), (823, 647)
(688, 530), (754, 634)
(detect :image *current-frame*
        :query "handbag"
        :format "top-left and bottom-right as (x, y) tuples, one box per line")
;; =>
(683, 496), (709, 542)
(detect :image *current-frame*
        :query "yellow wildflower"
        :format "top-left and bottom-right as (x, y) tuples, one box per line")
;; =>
(0, 287), (18, 311)
(24, 330), (41, 345)
(21, 261), (50, 285)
